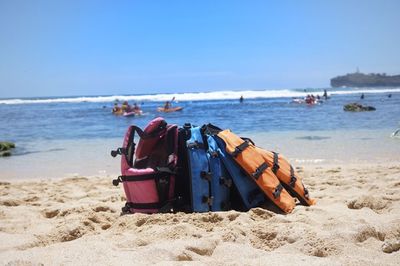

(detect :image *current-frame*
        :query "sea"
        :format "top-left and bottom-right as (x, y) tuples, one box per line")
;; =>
(1, 87), (399, 179)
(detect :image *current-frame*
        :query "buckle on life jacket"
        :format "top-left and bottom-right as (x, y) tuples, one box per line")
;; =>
(231, 140), (250, 157)
(272, 152), (280, 174)
(289, 166), (297, 187)
(304, 186), (310, 199)
(200, 171), (212, 181)
(156, 166), (176, 175)
(219, 177), (232, 187)
(112, 176), (123, 186)
(111, 147), (127, 157)
(188, 141), (205, 149)
(210, 151), (219, 158)
(272, 184), (283, 199)
(202, 196), (214, 206)
(252, 162), (268, 180)
(121, 202), (133, 214)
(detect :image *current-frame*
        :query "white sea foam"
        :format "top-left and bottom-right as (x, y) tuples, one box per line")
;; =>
(1, 88), (399, 105)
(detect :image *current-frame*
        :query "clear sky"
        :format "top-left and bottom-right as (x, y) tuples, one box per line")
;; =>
(0, 0), (399, 98)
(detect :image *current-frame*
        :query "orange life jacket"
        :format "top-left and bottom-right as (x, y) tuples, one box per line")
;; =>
(217, 130), (296, 213)
(255, 148), (316, 206)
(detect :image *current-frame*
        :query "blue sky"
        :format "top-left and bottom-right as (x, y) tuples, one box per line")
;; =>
(0, 0), (399, 98)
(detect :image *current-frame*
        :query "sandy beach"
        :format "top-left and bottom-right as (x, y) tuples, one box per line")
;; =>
(2, 0), (400, 265)
(1, 162), (399, 265)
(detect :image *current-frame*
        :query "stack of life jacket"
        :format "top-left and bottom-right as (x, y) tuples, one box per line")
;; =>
(111, 117), (316, 214)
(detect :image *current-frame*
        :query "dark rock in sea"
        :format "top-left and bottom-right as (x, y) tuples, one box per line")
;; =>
(343, 103), (376, 112)
(331, 72), (400, 87)
(0, 142), (15, 157)
(0, 151), (12, 157)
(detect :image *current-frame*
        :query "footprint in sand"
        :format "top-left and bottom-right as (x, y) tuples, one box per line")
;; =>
(227, 212), (241, 222)
(176, 251), (193, 261)
(300, 236), (341, 257)
(326, 168), (341, 173)
(135, 217), (149, 227)
(0, 199), (21, 206)
(347, 195), (390, 213)
(201, 213), (224, 223)
(185, 240), (218, 256)
(354, 225), (385, 243)
(382, 239), (400, 253)
(42, 209), (60, 218)
(250, 227), (292, 251)
(249, 208), (275, 221)
(93, 205), (117, 213)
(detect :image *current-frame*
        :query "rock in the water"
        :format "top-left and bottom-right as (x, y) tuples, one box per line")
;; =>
(391, 129), (400, 138)
(0, 151), (12, 157)
(343, 103), (376, 112)
(0, 141), (15, 157)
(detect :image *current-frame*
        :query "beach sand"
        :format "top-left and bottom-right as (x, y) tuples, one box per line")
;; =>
(1, 162), (400, 265)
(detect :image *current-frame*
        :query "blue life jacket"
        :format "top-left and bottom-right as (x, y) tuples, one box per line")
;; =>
(212, 135), (266, 210)
(202, 124), (266, 211)
(184, 124), (231, 212)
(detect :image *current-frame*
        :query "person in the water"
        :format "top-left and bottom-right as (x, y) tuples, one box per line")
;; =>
(323, 89), (328, 100)
(112, 103), (122, 114)
(164, 101), (171, 110)
(133, 103), (142, 113)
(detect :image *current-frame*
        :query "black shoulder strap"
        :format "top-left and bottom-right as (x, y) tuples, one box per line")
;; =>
(165, 125), (178, 166)
(201, 123), (223, 136)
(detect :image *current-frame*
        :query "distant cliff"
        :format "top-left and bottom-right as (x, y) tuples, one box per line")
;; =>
(330, 72), (400, 87)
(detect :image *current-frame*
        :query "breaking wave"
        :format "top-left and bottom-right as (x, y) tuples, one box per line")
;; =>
(1, 87), (399, 105)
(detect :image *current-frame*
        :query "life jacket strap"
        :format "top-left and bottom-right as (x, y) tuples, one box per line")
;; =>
(202, 196), (214, 206)
(125, 202), (161, 210)
(209, 151), (219, 158)
(272, 184), (284, 199)
(289, 166), (297, 187)
(113, 173), (158, 186)
(252, 162), (268, 180)
(187, 141), (205, 149)
(272, 152), (280, 174)
(231, 140), (250, 157)
(111, 147), (127, 158)
(200, 171), (212, 181)
(303, 185), (310, 199)
(201, 123), (223, 136)
(240, 137), (255, 145)
(219, 177), (232, 187)
(122, 200), (174, 214)
(156, 175), (171, 206)
(113, 169), (173, 186)
(156, 166), (176, 175)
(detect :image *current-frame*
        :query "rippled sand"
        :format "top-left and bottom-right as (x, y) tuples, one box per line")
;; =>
(1, 163), (399, 265)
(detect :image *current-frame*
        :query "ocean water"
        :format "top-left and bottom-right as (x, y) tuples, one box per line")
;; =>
(1, 87), (399, 179)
